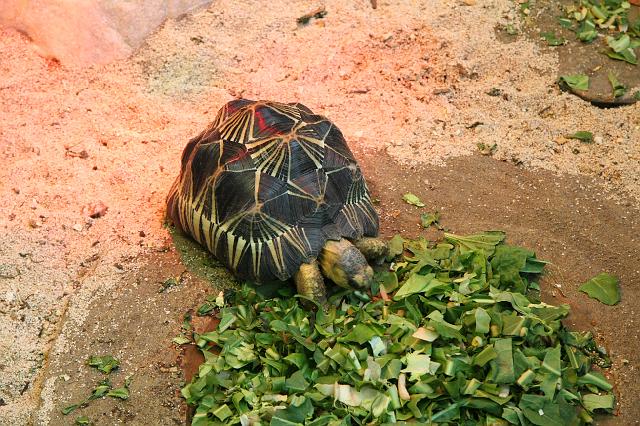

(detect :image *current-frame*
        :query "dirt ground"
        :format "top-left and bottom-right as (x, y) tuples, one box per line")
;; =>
(0, 0), (638, 425)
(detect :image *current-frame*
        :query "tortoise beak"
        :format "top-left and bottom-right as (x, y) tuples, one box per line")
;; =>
(350, 265), (374, 289)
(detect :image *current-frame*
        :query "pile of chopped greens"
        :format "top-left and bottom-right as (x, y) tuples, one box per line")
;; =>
(182, 231), (615, 425)
(563, 0), (640, 64)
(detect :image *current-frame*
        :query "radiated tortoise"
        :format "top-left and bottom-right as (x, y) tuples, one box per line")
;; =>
(166, 99), (387, 302)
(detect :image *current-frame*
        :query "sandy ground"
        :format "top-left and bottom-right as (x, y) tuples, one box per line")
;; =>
(0, 0), (638, 424)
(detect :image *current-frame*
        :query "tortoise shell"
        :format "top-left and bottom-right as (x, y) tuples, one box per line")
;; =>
(167, 99), (378, 282)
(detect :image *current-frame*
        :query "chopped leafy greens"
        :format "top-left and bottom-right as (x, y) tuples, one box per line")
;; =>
(565, 0), (640, 64)
(182, 231), (615, 424)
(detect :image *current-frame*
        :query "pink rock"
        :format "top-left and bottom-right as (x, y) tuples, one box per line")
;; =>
(0, 0), (212, 67)
(82, 201), (108, 218)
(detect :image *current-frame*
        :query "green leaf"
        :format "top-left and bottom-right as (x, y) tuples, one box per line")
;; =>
(89, 382), (110, 400)
(577, 372), (613, 391)
(172, 335), (190, 345)
(607, 71), (626, 98)
(582, 394), (615, 412)
(285, 370), (310, 394)
(579, 272), (620, 305)
(541, 32), (565, 46)
(340, 323), (384, 344)
(431, 400), (463, 422)
(576, 19), (597, 42)
(159, 276), (179, 292)
(559, 74), (589, 91)
(473, 345), (497, 367)
(387, 235), (404, 259)
(272, 395), (314, 423)
(541, 345), (561, 377)
(428, 310), (464, 340)
(61, 404), (81, 415)
(402, 193), (425, 207)
(607, 48), (638, 65)
(491, 245), (534, 292)
(444, 231), (505, 255)
(490, 338), (515, 384)
(196, 301), (215, 316)
(86, 355), (120, 374)
(566, 131), (593, 143)
(75, 416), (90, 425)
(420, 211), (441, 229)
(211, 404), (233, 421)
(521, 257), (549, 274)
(607, 34), (631, 53)
(519, 394), (565, 426)
(217, 310), (236, 332)
(378, 270), (399, 292)
(558, 17), (573, 28)
(393, 273), (449, 299)
(402, 352), (440, 380)
(474, 307), (491, 334)
(106, 387), (130, 400)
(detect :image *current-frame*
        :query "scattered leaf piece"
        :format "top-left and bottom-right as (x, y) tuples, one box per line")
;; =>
(607, 71), (626, 98)
(576, 19), (597, 42)
(559, 74), (590, 91)
(86, 355), (120, 374)
(420, 212), (441, 229)
(173, 335), (191, 345)
(402, 193), (425, 207)
(579, 272), (620, 305)
(541, 32), (565, 46)
(106, 387), (130, 400)
(566, 131), (594, 143)
(583, 394), (615, 412)
(62, 404), (81, 415)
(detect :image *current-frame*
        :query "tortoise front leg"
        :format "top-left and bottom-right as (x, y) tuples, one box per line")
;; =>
(294, 260), (327, 305)
(352, 237), (389, 265)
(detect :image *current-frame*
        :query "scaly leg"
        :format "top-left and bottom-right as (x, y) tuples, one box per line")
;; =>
(294, 260), (327, 305)
(352, 237), (389, 265)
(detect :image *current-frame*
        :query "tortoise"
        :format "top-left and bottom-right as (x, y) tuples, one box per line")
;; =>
(166, 99), (387, 302)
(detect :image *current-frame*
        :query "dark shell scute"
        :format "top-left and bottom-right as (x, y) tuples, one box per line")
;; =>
(214, 171), (256, 223)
